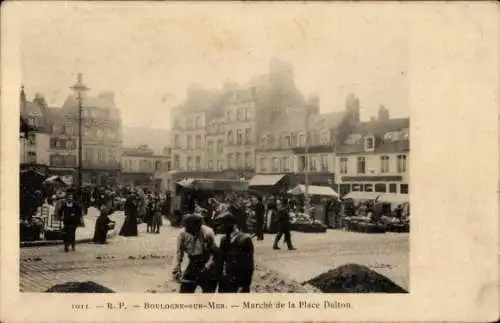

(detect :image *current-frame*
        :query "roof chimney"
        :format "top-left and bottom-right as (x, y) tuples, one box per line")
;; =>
(378, 105), (390, 120)
(20, 85), (26, 113)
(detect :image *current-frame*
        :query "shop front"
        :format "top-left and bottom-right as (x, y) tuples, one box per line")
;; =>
(337, 175), (409, 197)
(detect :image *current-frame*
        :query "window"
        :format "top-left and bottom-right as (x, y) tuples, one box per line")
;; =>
(320, 155), (328, 171)
(282, 157), (289, 171)
(227, 131), (234, 145)
(227, 154), (234, 169)
(364, 184), (373, 192)
(65, 139), (75, 150)
(268, 134), (274, 146)
(28, 117), (36, 127)
(174, 155), (180, 169)
(208, 160), (213, 170)
(217, 139), (223, 153)
(320, 130), (330, 145)
(272, 158), (280, 172)
(155, 161), (161, 171)
(357, 157), (366, 174)
(340, 157), (348, 174)
(27, 151), (36, 163)
(226, 110), (233, 122)
(380, 155), (390, 173)
(237, 129), (243, 145)
(299, 134), (306, 147)
(236, 153), (242, 168)
(345, 133), (362, 145)
(289, 157), (295, 172)
(217, 160), (223, 170)
(365, 135), (375, 151)
(274, 134), (280, 148)
(187, 136), (193, 150)
(402, 130), (409, 140)
(195, 156), (201, 170)
(66, 155), (77, 166)
(195, 117), (201, 128)
(245, 128), (251, 144)
(389, 183), (397, 193)
(400, 184), (409, 194)
(352, 184), (362, 192)
(397, 155), (407, 172)
(310, 156), (318, 171)
(375, 183), (387, 193)
(259, 158), (267, 172)
(187, 156), (193, 170)
(299, 156), (306, 172)
(207, 140), (214, 152)
(245, 152), (252, 168)
(97, 129), (104, 140)
(27, 133), (36, 146)
(195, 135), (202, 149)
(283, 136), (291, 148)
(187, 118), (193, 130)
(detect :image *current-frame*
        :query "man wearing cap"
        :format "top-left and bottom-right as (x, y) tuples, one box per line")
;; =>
(58, 190), (83, 252)
(172, 213), (220, 293)
(217, 212), (255, 293)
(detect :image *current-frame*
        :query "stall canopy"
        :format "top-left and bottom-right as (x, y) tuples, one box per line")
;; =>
(249, 174), (285, 187)
(343, 191), (381, 201)
(176, 178), (248, 192)
(43, 175), (68, 186)
(287, 185), (339, 197)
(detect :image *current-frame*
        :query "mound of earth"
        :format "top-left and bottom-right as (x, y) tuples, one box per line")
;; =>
(45, 281), (114, 293)
(306, 264), (407, 293)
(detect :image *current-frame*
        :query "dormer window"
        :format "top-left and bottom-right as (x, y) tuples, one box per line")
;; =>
(402, 130), (409, 140)
(320, 130), (330, 145)
(345, 133), (362, 145)
(364, 135), (375, 152)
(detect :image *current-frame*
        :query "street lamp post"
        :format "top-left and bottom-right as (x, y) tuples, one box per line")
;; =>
(70, 73), (89, 201)
(304, 106), (312, 216)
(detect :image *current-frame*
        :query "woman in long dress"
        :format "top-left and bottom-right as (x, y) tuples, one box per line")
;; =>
(119, 195), (138, 237)
(93, 202), (115, 244)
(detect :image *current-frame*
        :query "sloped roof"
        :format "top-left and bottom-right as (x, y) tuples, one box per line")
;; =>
(337, 118), (410, 154)
(123, 146), (155, 157)
(249, 174), (285, 187)
(309, 111), (348, 130)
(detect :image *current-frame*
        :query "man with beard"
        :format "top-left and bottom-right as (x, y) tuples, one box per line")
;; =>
(173, 213), (219, 293)
(217, 212), (254, 293)
(58, 190), (83, 252)
(272, 199), (296, 251)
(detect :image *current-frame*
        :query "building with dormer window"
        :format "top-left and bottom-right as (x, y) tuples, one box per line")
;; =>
(335, 106), (409, 196)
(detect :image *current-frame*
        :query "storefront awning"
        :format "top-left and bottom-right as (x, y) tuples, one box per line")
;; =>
(176, 178), (248, 191)
(249, 174), (285, 187)
(287, 185), (339, 197)
(343, 191), (381, 201)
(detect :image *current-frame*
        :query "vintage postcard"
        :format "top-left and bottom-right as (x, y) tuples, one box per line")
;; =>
(1, 1), (499, 322)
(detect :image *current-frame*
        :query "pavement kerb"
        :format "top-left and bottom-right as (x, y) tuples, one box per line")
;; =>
(20, 213), (122, 248)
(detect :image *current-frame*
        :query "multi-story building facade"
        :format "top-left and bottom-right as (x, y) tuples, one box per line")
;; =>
(170, 58), (309, 181)
(19, 87), (51, 173)
(335, 107), (409, 196)
(255, 94), (361, 186)
(121, 145), (171, 190)
(49, 90), (123, 185)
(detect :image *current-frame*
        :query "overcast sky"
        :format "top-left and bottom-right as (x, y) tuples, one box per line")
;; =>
(20, 2), (409, 130)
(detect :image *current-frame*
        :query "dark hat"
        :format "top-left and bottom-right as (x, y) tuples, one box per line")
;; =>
(215, 211), (237, 225)
(183, 213), (203, 226)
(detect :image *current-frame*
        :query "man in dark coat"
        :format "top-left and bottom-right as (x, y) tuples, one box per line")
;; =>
(59, 190), (82, 252)
(218, 212), (254, 293)
(251, 196), (265, 241)
(272, 199), (296, 251)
